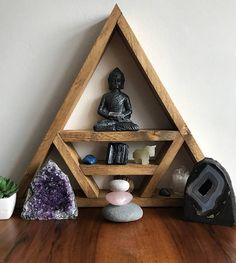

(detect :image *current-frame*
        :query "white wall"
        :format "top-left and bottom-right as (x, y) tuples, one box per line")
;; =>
(1, 0), (236, 190)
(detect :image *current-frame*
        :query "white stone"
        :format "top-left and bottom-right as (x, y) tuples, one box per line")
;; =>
(109, 179), (130, 192)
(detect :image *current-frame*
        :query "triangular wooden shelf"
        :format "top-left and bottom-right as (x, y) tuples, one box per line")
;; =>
(18, 5), (204, 207)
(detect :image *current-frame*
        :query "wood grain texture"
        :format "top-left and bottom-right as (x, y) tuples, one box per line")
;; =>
(80, 162), (158, 176)
(53, 134), (99, 198)
(18, 5), (122, 199)
(66, 142), (82, 162)
(0, 208), (235, 263)
(141, 133), (184, 197)
(60, 130), (179, 142)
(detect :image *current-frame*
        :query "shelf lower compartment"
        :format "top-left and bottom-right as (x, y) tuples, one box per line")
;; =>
(76, 196), (183, 208)
(80, 161), (158, 176)
(75, 190), (184, 207)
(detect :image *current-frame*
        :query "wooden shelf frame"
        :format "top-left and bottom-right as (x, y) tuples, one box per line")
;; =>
(18, 5), (205, 208)
(53, 129), (183, 203)
(57, 129), (184, 198)
(53, 134), (99, 198)
(80, 162), (158, 176)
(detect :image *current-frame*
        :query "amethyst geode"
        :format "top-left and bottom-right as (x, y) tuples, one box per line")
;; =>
(21, 160), (78, 220)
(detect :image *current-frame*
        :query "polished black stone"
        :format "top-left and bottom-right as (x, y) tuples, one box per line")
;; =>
(106, 143), (129, 165)
(159, 188), (171, 197)
(184, 158), (236, 226)
(94, 68), (139, 131)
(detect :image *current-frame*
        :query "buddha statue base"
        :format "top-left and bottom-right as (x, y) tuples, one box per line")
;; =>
(94, 119), (139, 131)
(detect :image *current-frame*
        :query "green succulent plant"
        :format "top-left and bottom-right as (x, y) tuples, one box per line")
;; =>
(0, 176), (18, 198)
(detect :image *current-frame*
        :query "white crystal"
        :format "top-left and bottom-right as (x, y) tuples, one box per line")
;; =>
(109, 179), (130, 192)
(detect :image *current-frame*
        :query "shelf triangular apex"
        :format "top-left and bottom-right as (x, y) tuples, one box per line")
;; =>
(18, 4), (204, 202)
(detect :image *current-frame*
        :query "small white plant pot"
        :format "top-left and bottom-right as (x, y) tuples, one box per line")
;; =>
(0, 193), (17, 220)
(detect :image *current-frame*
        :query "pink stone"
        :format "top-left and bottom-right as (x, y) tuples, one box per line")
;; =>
(105, 191), (133, 206)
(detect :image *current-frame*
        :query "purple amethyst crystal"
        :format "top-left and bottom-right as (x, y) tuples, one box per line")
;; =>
(21, 160), (78, 220)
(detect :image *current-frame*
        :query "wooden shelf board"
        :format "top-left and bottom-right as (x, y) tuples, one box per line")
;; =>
(80, 161), (157, 176)
(60, 130), (179, 142)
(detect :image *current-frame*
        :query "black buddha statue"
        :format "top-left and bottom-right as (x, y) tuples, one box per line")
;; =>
(94, 68), (139, 131)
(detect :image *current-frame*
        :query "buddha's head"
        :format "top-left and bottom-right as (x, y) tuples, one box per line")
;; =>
(108, 67), (125, 90)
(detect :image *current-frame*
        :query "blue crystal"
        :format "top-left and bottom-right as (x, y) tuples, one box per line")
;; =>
(82, 154), (97, 165)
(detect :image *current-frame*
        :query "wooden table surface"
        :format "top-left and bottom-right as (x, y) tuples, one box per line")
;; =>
(0, 208), (235, 263)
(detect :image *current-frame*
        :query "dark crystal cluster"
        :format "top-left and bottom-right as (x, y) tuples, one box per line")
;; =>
(106, 143), (129, 164)
(21, 160), (78, 220)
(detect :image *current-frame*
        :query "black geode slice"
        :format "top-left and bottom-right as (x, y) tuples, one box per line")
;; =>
(159, 188), (171, 197)
(106, 143), (129, 164)
(184, 158), (236, 226)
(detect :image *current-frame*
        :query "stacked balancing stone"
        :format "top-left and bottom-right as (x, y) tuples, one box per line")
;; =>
(102, 179), (143, 222)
